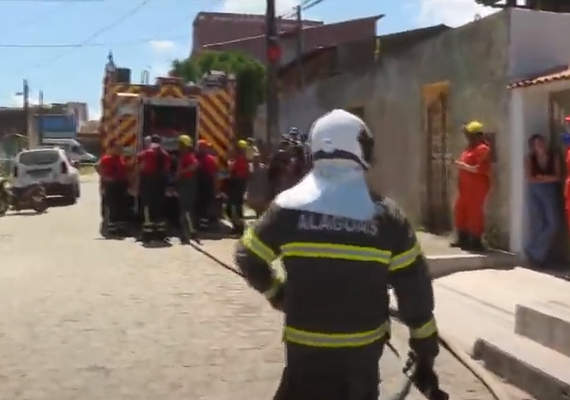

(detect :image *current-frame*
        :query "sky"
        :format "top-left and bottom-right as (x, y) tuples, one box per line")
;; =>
(0, 0), (497, 122)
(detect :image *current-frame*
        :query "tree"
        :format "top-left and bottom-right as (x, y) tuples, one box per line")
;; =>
(169, 51), (266, 134)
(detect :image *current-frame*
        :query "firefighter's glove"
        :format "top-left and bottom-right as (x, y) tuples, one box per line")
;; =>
(264, 279), (285, 312)
(408, 354), (448, 400)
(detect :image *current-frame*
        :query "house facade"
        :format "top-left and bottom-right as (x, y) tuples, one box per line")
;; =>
(262, 8), (570, 255)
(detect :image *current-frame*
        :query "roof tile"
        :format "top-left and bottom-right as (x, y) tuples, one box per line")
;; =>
(508, 64), (570, 89)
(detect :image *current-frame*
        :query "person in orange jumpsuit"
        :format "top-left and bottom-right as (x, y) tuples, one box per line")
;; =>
(451, 121), (491, 251)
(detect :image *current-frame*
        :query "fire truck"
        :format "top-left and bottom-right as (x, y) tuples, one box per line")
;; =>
(98, 52), (236, 230)
(99, 52), (236, 164)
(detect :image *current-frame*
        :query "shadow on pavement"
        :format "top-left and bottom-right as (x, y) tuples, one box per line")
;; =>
(46, 197), (75, 208)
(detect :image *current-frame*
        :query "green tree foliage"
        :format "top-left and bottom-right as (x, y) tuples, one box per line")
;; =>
(169, 51), (266, 120)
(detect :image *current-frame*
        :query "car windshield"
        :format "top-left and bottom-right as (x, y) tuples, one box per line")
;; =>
(18, 150), (59, 166)
(70, 145), (87, 155)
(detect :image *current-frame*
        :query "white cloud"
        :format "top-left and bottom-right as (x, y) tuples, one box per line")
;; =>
(420, 0), (498, 27)
(220, 0), (298, 15)
(148, 40), (176, 52)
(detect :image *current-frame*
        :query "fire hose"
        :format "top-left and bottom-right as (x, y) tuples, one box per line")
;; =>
(188, 241), (511, 400)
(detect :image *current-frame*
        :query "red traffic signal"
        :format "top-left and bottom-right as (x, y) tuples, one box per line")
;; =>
(267, 44), (282, 63)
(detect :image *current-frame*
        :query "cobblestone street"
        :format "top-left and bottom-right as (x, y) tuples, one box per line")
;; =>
(0, 181), (519, 400)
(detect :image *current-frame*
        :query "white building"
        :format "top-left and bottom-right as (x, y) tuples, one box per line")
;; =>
(507, 10), (570, 258)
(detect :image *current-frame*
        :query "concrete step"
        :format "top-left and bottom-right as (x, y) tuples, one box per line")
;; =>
(515, 300), (570, 357)
(473, 332), (570, 400)
(434, 267), (570, 315)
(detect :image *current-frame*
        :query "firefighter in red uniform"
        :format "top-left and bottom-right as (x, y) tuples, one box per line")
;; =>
(98, 141), (128, 236)
(177, 135), (199, 243)
(451, 121), (491, 251)
(196, 140), (218, 230)
(137, 135), (171, 242)
(226, 140), (250, 234)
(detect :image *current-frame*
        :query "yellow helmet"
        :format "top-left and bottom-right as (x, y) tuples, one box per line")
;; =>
(464, 121), (484, 134)
(237, 139), (247, 148)
(179, 135), (193, 147)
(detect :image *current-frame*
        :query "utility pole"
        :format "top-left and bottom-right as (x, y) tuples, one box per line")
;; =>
(22, 79), (30, 140)
(295, 5), (304, 89)
(265, 0), (280, 146)
(38, 90), (44, 145)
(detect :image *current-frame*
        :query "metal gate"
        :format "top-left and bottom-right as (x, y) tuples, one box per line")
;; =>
(425, 92), (451, 233)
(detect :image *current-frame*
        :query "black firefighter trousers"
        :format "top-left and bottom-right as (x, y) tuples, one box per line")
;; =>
(103, 180), (128, 233)
(273, 366), (380, 400)
(178, 176), (198, 240)
(225, 177), (246, 231)
(139, 174), (167, 238)
(196, 175), (215, 228)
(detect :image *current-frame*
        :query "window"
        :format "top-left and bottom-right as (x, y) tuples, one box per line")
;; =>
(19, 150), (60, 165)
(70, 144), (86, 154)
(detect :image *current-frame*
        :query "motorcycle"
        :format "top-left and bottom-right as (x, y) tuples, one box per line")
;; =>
(0, 178), (48, 216)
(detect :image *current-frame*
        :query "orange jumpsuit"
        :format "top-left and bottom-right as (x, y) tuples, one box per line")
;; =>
(564, 147), (570, 229)
(454, 141), (491, 237)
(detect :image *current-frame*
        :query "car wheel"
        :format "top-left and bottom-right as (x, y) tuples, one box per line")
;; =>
(0, 197), (8, 216)
(74, 183), (81, 199)
(64, 184), (77, 204)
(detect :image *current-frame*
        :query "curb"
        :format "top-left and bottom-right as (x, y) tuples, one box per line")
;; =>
(473, 337), (570, 400)
(426, 250), (517, 278)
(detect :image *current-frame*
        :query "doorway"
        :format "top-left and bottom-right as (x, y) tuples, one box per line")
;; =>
(423, 82), (452, 233)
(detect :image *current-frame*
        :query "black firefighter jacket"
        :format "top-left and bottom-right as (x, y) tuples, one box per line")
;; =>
(233, 197), (439, 374)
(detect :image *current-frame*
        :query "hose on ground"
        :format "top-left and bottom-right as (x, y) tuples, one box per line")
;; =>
(189, 241), (510, 400)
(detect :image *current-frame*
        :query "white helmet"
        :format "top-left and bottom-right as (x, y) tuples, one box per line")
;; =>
(309, 109), (374, 169)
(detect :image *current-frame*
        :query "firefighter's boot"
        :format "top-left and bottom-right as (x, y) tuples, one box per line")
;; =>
(449, 231), (468, 249)
(466, 234), (486, 252)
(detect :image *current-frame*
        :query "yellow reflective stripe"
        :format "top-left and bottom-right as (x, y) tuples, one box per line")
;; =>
(284, 322), (390, 348)
(390, 242), (422, 271)
(263, 277), (283, 299)
(240, 227), (277, 264)
(411, 318), (438, 339)
(281, 242), (391, 263)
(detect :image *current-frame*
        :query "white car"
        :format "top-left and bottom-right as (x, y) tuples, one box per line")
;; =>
(12, 148), (81, 203)
(41, 138), (98, 165)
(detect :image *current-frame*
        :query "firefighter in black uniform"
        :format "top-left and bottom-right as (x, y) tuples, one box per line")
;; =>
(234, 110), (447, 400)
(137, 135), (171, 242)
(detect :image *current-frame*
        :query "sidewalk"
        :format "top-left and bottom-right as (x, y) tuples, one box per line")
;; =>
(417, 232), (516, 277)
(432, 267), (570, 400)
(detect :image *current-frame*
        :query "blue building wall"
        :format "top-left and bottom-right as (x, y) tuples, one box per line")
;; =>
(35, 114), (77, 139)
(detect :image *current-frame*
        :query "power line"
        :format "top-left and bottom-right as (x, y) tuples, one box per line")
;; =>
(0, 34), (189, 48)
(13, 0), (152, 73)
(0, 0), (329, 50)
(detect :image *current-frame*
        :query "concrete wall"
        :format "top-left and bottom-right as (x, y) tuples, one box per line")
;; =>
(369, 11), (511, 240)
(269, 12), (511, 245)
